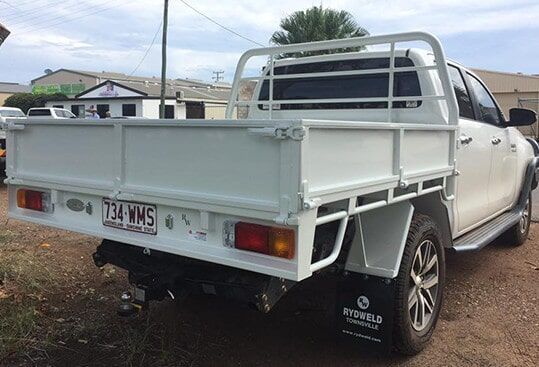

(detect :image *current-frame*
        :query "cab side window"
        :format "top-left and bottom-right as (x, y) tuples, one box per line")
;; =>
(448, 66), (474, 120)
(467, 74), (502, 126)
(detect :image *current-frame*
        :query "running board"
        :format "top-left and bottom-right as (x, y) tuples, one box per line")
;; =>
(452, 211), (521, 252)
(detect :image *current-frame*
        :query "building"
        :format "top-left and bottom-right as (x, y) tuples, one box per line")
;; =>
(0, 82), (31, 105)
(33, 69), (231, 119)
(472, 68), (539, 137)
(31, 69), (227, 97)
(472, 68), (539, 116)
(44, 78), (230, 119)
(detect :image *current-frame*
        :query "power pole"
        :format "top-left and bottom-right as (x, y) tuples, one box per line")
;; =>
(212, 70), (224, 83)
(159, 0), (169, 119)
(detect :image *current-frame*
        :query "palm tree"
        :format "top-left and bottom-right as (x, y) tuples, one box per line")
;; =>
(270, 6), (369, 58)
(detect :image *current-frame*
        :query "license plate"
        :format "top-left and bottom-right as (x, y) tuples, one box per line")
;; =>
(102, 199), (157, 235)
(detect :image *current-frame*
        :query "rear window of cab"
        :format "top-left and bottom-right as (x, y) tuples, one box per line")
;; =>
(28, 109), (52, 116)
(258, 57), (421, 110)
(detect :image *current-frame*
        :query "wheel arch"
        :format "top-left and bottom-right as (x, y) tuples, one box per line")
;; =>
(410, 192), (453, 248)
(344, 192), (452, 279)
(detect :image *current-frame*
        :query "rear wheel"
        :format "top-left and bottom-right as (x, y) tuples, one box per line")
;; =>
(393, 214), (445, 355)
(506, 192), (532, 246)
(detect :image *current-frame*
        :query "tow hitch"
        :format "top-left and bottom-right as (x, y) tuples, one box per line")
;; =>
(93, 239), (296, 315)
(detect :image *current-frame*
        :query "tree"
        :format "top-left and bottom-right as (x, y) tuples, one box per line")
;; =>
(3, 93), (67, 113)
(270, 6), (369, 58)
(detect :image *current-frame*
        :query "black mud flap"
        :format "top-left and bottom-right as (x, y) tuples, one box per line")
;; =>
(336, 273), (395, 354)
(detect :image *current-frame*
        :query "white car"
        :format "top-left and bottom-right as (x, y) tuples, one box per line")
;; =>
(4, 32), (538, 355)
(0, 107), (25, 174)
(27, 107), (76, 119)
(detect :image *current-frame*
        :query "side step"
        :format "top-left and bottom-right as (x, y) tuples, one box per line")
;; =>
(452, 211), (521, 252)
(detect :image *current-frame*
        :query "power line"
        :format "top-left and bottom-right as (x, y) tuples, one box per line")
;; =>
(0, 0), (67, 17)
(5, 0), (80, 23)
(1, 0), (65, 20)
(175, 0), (264, 47)
(127, 19), (163, 78)
(10, 0), (124, 32)
(0, 0), (17, 11)
(11, 0), (128, 36)
(7, 0), (112, 28)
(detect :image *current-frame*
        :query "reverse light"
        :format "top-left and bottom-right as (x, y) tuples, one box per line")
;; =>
(17, 189), (53, 212)
(231, 221), (295, 259)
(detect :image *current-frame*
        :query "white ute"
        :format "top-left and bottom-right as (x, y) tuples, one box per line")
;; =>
(0, 107), (25, 175)
(3, 32), (538, 354)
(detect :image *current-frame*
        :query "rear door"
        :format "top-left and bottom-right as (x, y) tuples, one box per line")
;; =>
(466, 73), (517, 214)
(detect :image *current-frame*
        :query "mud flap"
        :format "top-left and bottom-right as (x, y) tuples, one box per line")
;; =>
(336, 273), (395, 354)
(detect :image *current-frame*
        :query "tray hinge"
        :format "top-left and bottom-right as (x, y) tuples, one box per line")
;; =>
(248, 126), (306, 141)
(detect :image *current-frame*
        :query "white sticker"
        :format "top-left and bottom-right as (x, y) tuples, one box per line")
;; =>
(188, 229), (207, 242)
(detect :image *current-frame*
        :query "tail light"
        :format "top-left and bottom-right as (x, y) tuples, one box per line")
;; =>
(0, 149), (5, 158)
(17, 189), (53, 212)
(225, 221), (295, 259)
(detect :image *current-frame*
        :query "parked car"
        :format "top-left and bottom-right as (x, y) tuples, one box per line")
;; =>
(27, 107), (76, 119)
(0, 107), (25, 175)
(4, 32), (538, 355)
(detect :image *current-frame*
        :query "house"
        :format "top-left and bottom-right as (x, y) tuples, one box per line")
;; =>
(44, 79), (231, 119)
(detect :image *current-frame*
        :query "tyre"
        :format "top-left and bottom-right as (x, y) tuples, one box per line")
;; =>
(505, 192), (532, 246)
(393, 214), (445, 355)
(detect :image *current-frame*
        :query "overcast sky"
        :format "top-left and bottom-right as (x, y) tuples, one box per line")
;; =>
(0, 0), (538, 84)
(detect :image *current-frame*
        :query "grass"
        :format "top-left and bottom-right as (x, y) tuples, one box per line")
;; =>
(0, 231), (56, 362)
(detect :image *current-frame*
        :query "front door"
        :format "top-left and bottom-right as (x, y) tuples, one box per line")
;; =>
(467, 74), (517, 215)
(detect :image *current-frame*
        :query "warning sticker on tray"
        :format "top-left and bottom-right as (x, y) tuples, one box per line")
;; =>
(188, 229), (207, 242)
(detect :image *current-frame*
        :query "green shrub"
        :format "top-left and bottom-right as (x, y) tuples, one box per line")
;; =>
(3, 93), (67, 113)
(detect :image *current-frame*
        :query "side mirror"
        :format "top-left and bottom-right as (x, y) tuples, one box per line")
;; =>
(506, 108), (537, 127)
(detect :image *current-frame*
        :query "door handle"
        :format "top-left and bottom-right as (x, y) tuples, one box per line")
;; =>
(459, 135), (473, 145)
(459, 135), (473, 144)
(491, 137), (502, 145)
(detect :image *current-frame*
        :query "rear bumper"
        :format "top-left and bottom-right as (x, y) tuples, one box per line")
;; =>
(6, 185), (304, 281)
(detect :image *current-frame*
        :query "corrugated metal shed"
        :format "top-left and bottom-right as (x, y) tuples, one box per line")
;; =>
(471, 68), (539, 93)
(0, 82), (31, 93)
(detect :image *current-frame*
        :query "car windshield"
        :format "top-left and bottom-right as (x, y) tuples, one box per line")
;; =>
(0, 109), (25, 117)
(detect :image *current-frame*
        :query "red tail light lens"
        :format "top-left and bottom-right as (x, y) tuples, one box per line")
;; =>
(235, 222), (270, 254)
(233, 222), (295, 259)
(0, 149), (5, 158)
(17, 189), (51, 212)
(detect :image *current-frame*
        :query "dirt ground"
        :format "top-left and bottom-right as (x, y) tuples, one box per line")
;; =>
(0, 183), (538, 367)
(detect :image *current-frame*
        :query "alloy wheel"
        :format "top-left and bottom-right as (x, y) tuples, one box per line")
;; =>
(408, 239), (439, 332)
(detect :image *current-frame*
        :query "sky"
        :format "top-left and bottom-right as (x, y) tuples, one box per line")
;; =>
(0, 0), (538, 85)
